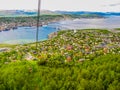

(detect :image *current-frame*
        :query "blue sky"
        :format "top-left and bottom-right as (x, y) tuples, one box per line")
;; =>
(0, 0), (120, 12)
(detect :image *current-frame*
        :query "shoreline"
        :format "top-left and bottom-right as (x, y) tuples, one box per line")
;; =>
(0, 16), (120, 44)
(0, 16), (105, 32)
(0, 21), (50, 32)
(1, 28), (120, 45)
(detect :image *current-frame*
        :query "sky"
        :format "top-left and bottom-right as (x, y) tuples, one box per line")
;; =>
(0, 0), (120, 12)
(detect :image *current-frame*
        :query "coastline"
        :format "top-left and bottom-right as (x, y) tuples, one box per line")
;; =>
(0, 16), (120, 44)
(0, 28), (120, 52)
(0, 14), (104, 32)
(0, 14), (67, 32)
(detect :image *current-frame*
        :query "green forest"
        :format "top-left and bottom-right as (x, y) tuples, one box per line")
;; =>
(0, 14), (103, 24)
(0, 29), (120, 90)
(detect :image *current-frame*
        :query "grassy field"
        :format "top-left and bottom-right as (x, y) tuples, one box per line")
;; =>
(115, 28), (120, 30)
(0, 44), (17, 48)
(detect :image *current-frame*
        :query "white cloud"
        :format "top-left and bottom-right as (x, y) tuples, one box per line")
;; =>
(0, 0), (38, 10)
(0, 0), (119, 12)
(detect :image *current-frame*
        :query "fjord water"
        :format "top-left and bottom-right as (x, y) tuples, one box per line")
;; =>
(0, 25), (58, 44)
(58, 16), (120, 29)
(0, 16), (120, 44)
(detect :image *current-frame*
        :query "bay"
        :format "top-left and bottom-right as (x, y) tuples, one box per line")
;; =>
(0, 16), (120, 44)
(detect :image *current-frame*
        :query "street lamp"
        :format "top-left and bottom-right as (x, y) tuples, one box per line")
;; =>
(36, 0), (41, 51)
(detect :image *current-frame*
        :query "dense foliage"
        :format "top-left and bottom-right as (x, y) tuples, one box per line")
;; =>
(0, 29), (120, 90)
(0, 15), (64, 25)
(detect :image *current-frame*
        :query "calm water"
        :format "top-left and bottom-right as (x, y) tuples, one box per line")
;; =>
(58, 16), (120, 29)
(0, 25), (58, 44)
(0, 16), (120, 44)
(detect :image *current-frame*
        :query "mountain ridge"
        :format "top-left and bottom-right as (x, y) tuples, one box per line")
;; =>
(0, 10), (120, 17)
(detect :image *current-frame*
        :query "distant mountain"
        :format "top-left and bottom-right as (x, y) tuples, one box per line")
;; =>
(0, 10), (120, 17)
(55, 11), (120, 17)
(0, 10), (58, 17)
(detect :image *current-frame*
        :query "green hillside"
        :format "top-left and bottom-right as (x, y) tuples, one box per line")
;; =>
(0, 10), (59, 17)
(0, 29), (120, 90)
